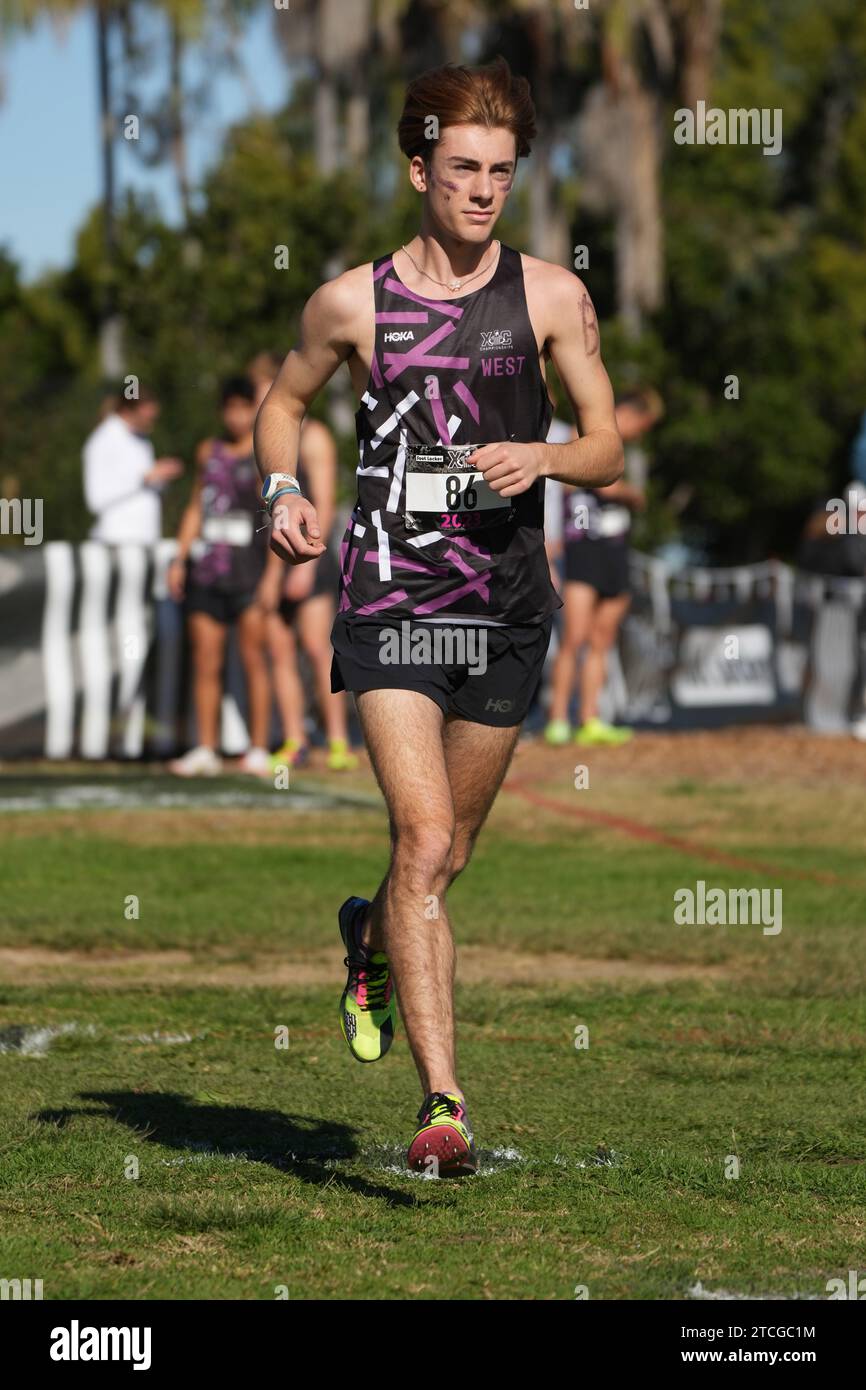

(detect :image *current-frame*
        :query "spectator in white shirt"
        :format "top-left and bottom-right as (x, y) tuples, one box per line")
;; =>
(83, 388), (183, 544)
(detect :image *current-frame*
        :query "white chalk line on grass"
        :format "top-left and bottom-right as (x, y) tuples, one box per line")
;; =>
(0, 1023), (208, 1054)
(688, 1280), (822, 1301)
(555, 1147), (624, 1169)
(0, 1022), (96, 1056)
(368, 1143), (525, 1179)
(121, 1031), (206, 1045)
(153, 1142), (526, 1178)
(0, 785), (349, 813)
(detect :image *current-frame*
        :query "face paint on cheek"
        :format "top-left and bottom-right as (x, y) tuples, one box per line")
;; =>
(430, 172), (458, 202)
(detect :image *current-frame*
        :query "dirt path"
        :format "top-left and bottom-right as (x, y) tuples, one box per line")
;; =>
(0, 945), (728, 990)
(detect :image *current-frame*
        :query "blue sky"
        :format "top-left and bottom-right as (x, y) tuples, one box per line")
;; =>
(0, 7), (289, 283)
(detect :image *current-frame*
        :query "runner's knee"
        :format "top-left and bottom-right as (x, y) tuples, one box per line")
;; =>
(589, 623), (616, 653)
(391, 822), (455, 889)
(448, 835), (473, 883)
(303, 640), (331, 667)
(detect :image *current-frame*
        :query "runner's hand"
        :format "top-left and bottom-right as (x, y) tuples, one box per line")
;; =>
(465, 441), (543, 498)
(269, 494), (326, 564)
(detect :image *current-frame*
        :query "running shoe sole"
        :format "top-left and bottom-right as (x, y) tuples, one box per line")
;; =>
(407, 1123), (478, 1177)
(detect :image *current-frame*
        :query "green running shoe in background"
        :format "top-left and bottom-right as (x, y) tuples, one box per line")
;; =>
(543, 719), (572, 746)
(574, 716), (634, 747)
(327, 738), (359, 772)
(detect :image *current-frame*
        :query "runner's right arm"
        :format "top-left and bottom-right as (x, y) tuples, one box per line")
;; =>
(254, 277), (358, 564)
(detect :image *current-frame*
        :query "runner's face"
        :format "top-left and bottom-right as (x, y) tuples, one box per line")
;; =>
(420, 125), (516, 243)
(616, 404), (653, 441)
(133, 400), (159, 432)
(222, 396), (256, 440)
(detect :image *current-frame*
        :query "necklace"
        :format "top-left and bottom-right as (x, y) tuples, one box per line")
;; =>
(399, 240), (500, 294)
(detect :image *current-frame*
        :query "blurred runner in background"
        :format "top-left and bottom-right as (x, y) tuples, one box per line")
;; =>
(167, 375), (270, 776)
(83, 385), (183, 544)
(545, 388), (662, 746)
(250, 352), (357, 772)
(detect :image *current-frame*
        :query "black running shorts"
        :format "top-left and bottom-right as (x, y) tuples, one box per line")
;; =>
(185, 584), (257, 624)
(330, 614), (553, 727)
(564, 539), (630, 599)
(279, 548), (340, 624)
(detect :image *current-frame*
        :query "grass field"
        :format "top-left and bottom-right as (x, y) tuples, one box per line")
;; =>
(1, 728), (865, 1301)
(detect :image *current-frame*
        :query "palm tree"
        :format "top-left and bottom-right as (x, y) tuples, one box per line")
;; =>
(271, 0), (372, 175)
(577, 0), (721, 337)
(171, 0), (259, 209)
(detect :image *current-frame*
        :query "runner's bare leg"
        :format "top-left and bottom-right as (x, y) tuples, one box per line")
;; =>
(442, 714), (521, 884)
(356, 689), (520, 1097)
(579, 592), (630, 722)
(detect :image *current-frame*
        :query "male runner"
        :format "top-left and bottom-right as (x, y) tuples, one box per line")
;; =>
(255, 56), (623, 1175)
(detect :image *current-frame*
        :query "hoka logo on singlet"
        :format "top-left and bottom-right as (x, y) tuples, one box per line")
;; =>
(480, 329), (513, 350)
(384, 330), (415, 342)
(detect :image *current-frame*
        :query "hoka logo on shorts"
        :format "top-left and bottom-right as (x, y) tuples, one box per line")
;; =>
(384, 330), (414, 343)
(485, 698), (513, 713)
(480, 329), (513, 350)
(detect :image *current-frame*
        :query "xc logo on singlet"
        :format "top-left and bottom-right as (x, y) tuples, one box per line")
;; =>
(384, 331), (414, 342)
(480, 329), (513, 350)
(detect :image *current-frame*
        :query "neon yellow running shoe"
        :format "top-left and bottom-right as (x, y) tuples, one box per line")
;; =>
(269, 739), (310, 773)
(338, 897), (396, 1063)
(574, 716), (634, 747)
(544, 719), (572, 746)
(407, 1092), (477, 1178)
(327, 738), (358, 772)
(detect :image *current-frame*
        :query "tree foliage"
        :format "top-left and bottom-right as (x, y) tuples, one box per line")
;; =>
(1, 0), (865, 558)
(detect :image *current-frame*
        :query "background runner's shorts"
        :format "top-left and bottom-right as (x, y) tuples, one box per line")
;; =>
(330, 614), (554, 727)
(564, 538), (630, 599)
(185, 585), (257, 624)
(279, 548), (340, 624)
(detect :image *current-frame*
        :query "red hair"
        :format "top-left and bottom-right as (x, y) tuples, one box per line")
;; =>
(397, 56), (537, 163)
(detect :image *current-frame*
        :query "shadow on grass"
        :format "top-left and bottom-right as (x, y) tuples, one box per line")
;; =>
(34, 1090), (416, 1207)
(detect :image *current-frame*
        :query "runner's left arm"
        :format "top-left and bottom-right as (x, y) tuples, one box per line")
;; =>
(468, 268), (622, 498)
(539, 270), (623, 489)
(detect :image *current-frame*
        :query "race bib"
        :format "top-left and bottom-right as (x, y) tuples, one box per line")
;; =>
(404, 443), (515, 533)
(201, 511), (254, 546)
(595, 504), (631, 539)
